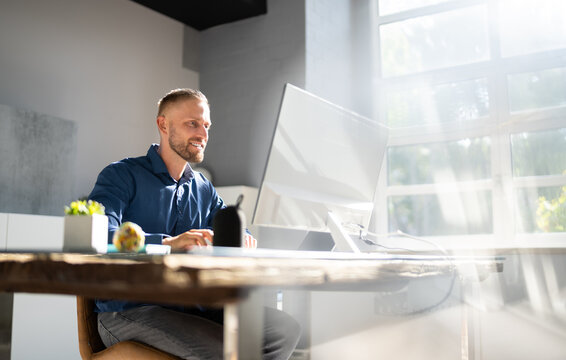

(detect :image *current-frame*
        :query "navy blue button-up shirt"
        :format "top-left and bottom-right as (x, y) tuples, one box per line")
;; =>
(90, 144), (224, 244)
(89, 144), (225, 312)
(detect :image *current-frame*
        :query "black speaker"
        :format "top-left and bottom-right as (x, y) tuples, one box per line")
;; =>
(212, 194), (246, 247)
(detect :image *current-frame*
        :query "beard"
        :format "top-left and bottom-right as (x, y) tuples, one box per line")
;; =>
(168, 127), (205, 163)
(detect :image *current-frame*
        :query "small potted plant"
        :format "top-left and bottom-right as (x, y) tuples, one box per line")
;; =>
(63, 199), (108, 253)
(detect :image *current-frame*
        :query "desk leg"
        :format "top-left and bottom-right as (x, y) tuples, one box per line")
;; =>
(224, 289), (264, 360)
(460, 276), (482, 360)
(461, 299), (472, 360)
(0, 294), (13, 359)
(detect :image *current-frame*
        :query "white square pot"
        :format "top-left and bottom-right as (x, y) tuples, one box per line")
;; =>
(63, 214), (108, 253)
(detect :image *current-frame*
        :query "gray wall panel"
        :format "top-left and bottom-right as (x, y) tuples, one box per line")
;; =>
(0, 104), (76, 216)
(198, 0), (306, 187)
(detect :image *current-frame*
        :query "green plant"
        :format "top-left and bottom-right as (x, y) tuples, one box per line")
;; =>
(64, 200), (105, 216)
(536, 185), (566, 232)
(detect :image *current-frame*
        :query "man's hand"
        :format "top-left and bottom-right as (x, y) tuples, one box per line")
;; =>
(243, 234), (257, 249)
(163, 229), (257, 250)
(162, 229), (213, 251)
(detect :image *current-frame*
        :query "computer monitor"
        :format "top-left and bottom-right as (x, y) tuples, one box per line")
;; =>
(252, 84), (389, 252)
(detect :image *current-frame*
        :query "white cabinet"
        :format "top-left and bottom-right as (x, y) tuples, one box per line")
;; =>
(0, 213), (7, 250)
(2, 213), (79, 360)
(5, 213), (64, 251)
(11, 294), (79, 360)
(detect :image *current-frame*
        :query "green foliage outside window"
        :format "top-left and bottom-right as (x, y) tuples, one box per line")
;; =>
(537, 185), (566, 232)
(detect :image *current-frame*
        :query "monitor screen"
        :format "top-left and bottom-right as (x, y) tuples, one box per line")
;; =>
(252, 84), (388, 249)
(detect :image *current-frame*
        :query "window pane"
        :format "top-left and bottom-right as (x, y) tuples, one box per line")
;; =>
(379, 0), (458, 16)
(516, 186), (566, 233)
(388, 137), (491, 186)
(499, 0), (566, 57)
(386, 78), (489, 127)
(388, 191), (493, 236)
(511, 128), (566, 177)
(508, 67), (566, 113)
(380, 5), (489, 77)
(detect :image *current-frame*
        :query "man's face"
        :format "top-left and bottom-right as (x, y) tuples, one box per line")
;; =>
(164, 98), (211, 163)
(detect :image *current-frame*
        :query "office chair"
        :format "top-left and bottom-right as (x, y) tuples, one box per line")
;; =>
(76, 296), (179, 360)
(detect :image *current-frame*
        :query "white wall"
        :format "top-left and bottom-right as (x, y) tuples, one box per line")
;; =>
(0, 0), (199, 199)
(2, 213), (78, 360)
(11, 294), (79, 360)
(305, 0), (376, 118)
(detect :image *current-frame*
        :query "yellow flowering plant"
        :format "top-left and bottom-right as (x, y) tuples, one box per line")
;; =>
(64, 200), (105, 216)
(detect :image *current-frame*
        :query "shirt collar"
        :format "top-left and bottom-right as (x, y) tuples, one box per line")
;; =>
(147, 144), (194, 184)
(180, 163), (195, 184)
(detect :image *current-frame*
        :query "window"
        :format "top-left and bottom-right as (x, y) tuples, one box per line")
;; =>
(513, 128), (566, 233)
(380, 5), (489, 77)
(508, 67), (566, 113)
(375, 0), (566, 246)
(498, 0), (566, 58)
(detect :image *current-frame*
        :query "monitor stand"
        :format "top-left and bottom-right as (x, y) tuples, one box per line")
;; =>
(327, 212), (361, 253)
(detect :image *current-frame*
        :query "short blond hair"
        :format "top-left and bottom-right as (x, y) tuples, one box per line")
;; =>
(157, 88), (208, 116)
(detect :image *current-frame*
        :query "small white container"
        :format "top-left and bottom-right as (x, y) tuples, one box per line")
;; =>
(63, 214), (108, 253)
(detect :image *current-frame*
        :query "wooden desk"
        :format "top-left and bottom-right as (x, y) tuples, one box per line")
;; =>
(0, 250), (503, 359)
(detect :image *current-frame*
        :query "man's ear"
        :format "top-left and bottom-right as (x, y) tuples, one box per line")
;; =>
(156, 115), (167, 134)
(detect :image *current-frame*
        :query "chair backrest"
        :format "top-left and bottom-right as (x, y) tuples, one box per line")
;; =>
(76, 296), (106, 357)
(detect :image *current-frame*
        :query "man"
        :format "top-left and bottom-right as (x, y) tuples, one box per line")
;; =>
(89, 88), (300, 359)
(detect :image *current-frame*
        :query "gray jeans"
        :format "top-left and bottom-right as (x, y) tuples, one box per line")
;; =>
(98, 305), (300, 360)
